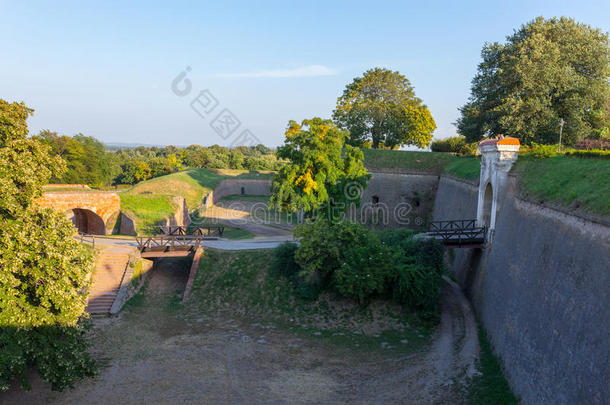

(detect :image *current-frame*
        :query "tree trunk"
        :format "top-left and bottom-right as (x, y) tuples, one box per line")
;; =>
(371, 122), (381, 149)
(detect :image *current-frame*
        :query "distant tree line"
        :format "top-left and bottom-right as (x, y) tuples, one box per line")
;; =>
(36, 131), (283, 187)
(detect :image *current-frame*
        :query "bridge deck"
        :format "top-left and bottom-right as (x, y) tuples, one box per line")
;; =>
(136, 236), (201, 258)
(428, 219), (487, 248)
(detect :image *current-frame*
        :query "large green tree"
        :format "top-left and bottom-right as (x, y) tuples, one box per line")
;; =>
(0, 100), (97, 391)
(270, 118), (370, 217)
(457, 17), (610, 146)
(36, 131), (120, 187)
(333, 68), (436, 149)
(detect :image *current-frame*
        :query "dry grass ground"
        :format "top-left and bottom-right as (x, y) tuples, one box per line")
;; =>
(0, 250), (515, 404)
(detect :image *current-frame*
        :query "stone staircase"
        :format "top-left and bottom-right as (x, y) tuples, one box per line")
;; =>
(86, 247), (132, 314)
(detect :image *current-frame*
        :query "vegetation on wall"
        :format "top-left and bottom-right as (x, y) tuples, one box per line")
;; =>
(333, 68), (436, 149)
(457, 17), (610, 146)
(0, 100), (97, 391)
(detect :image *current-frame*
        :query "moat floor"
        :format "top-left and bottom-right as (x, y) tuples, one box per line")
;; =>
(0, 261), (479, 405)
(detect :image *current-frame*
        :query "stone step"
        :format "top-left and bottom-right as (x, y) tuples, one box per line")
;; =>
(86, 249), (131, 315)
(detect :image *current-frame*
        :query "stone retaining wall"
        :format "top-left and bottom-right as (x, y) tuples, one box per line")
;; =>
(433, 175), (610, 404)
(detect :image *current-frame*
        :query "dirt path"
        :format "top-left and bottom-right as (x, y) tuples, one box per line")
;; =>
(202, 202), (294, 238)
(1, 264), (479, 404)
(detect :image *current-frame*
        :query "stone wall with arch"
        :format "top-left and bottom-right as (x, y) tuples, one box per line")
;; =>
(36, 191), (121, 235)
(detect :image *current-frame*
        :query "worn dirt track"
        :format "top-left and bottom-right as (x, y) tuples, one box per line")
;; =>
(1, 263), (479, 405)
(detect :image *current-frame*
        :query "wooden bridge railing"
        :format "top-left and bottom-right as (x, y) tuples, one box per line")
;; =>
(428, 219), (487, 247)
(136, 235), (201, 255)
(157, 225), (224, 238)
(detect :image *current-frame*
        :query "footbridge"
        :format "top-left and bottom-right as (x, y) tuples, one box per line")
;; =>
(429, 136), (520, 247)
(428, 220), (487, 248)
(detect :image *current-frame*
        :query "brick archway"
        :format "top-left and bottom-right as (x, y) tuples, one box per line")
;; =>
(70, 208), (107, 234)
(36, 190), (121, 235)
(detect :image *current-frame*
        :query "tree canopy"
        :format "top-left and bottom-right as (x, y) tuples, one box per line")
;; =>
(269, 118), (370, 218)
(333, 68), (436, 149)
(38, 134), (283, 187)
(0, 99), (96, 391)
(457, 17), (610, 146)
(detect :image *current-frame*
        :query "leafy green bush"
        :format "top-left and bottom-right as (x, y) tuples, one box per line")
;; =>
(0, 322), (97, 391)
(378, 230), (445, 313)
(431, 136), (466, 153)
(528, 143), (558, 159)
(288, 219), (445, 312)
(430, 136), (478, 156)
(271, 242), (319, 299)
(334, 236), (392, 302)
(564, 148), (610, 158)
(294, 218), (369, 290)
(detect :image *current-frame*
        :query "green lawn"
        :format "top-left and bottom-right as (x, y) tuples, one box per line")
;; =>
(362, 149), (456, 174)
(513, 155), (610, 217)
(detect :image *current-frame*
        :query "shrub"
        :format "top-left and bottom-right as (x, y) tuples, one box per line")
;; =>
(379, 231), (445, 313)
(528, 143), (558, 159)
(281, 219), (445, 313)
(270, 242), (318, 299)
(458, 141), (479, 156)
(431, 136), (466, 153)
(574, 137), (610, 150)
(294, 218), (370, 289)
(564, 148), (610, 158)
(333, 237), (392, 302)
(431, 136), (478, 156)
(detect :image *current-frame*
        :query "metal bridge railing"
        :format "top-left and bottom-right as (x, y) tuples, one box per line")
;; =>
(428, 219), (487, 246)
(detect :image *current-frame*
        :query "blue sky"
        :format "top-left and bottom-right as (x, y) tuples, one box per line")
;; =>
(1, 1), (609, 147)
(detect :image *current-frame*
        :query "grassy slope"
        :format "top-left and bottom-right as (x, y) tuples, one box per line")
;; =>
(363, 149), (456, 174)
(123, 168), (225, 210)
(186, 249), (435, 353)
(120, 168), (275, 234)
(444, 157), (481, 181)
(513, 156), (610, 217)
(364, 149), (608, 217)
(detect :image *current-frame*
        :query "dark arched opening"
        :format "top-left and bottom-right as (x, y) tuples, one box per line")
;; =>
(70, 208), (106, 235)
(482, 183), (493, 228)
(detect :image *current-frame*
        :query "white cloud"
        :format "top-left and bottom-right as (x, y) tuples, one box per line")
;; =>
(213, 65), (338, 78)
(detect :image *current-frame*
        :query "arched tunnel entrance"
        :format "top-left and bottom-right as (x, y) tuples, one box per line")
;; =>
(69, 208), (106, 235)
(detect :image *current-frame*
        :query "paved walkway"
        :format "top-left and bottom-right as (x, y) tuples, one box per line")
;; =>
(88, 235), (294, 251)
